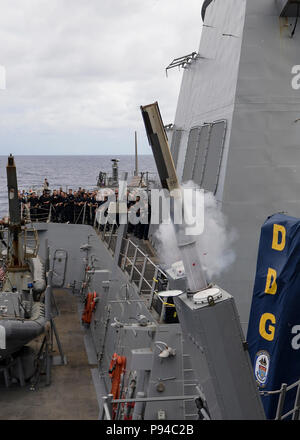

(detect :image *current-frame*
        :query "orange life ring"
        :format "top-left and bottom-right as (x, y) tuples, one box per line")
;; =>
(81, 291), (97, 324)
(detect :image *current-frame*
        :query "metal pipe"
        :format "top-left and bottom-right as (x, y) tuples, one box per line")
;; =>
(45, 270), (53, 321)
(275, 383), (287, 420)
(134, 131), (138, 176)
(112, 394), (199, 403)
(132, 391), (146, 420)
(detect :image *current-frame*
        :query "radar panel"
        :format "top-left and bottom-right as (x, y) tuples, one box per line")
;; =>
(201, 120), (227, 194)
(182, 127), (202, 182)
(192, 124), (211, 187)
(183, 120), (227, 194)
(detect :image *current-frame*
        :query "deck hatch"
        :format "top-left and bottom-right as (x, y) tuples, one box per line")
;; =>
(52, 249), (68, 287)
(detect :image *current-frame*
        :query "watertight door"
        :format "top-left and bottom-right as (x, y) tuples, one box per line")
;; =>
(52, 249), (68, 287)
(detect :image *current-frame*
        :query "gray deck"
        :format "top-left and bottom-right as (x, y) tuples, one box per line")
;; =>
(0, 289), (99, 420)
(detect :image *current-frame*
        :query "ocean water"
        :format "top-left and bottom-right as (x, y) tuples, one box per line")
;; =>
(0, 155), (156, 217)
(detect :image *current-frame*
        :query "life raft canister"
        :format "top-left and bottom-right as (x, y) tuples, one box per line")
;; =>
(81, 291), (97, 325)
(108, 353), (127, 419)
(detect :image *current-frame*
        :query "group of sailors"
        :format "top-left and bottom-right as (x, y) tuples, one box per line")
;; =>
(17, 185), (150, 240)
(18, 187), (100, 225)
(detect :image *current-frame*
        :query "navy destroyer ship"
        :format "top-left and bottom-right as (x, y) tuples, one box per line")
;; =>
(1, 0), (300, 421)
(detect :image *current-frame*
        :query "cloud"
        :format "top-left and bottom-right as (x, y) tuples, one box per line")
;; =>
(0, 0), (203, 154)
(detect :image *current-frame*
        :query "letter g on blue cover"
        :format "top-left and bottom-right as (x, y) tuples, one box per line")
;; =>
(247, 213), (300, 419)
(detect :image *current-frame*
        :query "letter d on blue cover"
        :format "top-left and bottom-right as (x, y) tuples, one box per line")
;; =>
(247, 213), (300, 419)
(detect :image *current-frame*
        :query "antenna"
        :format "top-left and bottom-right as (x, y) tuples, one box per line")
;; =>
(134, 131), (138, 177)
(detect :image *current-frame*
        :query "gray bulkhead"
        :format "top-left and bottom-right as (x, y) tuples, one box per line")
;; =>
(167, 0), (300, 334)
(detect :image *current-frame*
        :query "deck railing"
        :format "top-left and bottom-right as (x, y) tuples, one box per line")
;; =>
(94, 220), (170, 315)
(101, 393), (201, 421)
(260, 379), (300, 420)
(94, 220), (300, 421)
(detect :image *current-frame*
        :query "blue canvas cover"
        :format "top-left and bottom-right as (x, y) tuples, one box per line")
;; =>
(247, 213), (300, 419)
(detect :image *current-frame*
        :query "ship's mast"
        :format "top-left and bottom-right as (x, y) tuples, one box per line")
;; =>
(134, 130), (138, 177)
(6, 154), (22, 268)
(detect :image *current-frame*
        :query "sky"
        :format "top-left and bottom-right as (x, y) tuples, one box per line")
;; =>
(0, 0), (204, 155)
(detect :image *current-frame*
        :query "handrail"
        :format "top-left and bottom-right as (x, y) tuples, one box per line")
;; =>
(101, 393), (199, 421)
(120, 237), (169, 301)
(94, 218), (169, 310)
(260, 378), (300, 420)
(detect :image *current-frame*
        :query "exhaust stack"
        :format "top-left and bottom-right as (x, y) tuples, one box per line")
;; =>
(6, 154), (21, 228)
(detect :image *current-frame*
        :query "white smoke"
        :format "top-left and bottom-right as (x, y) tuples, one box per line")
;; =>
(155, 221), (180, 267)
(196, 191), (237, 279)
(154, 182), (238, 281)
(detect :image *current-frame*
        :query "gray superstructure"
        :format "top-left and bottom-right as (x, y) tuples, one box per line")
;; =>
(164, 0), (300, 334)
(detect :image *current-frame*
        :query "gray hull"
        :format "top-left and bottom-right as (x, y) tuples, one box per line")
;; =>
(32, 221), (265, 420)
